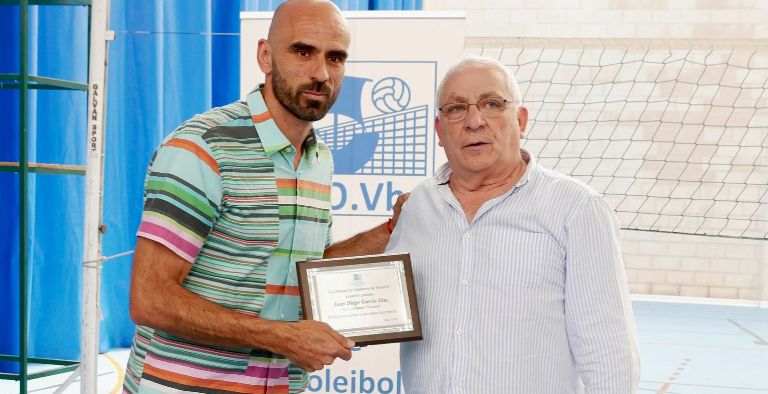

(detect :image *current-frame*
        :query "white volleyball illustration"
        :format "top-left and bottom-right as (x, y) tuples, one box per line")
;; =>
(371, 77), (411, 113)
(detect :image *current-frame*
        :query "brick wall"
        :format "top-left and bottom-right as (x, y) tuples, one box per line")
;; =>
(425, 0), (768, 40)
(621, 230), (765, 300)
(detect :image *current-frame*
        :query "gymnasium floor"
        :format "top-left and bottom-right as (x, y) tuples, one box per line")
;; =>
(2, 298), (767, 393)
(633, 298), (768, 393)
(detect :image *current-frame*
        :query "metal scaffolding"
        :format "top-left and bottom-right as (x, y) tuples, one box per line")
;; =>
(0, 0), (111, 393)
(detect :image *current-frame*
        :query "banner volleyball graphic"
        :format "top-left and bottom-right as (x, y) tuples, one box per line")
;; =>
(317, 75), (429, 176)
(372, 77), (411, 113)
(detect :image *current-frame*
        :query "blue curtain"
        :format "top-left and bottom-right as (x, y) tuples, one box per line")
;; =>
(0, 6), (21, 373)
(0, 0), (421, 371)
(0, 5), (88, 371)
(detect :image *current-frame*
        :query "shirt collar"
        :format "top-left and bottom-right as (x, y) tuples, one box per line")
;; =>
(245, 86), (319, 159)
(435, 148), (535, 188)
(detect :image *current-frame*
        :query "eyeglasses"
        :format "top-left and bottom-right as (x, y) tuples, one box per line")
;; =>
(438, 97), (513, 121)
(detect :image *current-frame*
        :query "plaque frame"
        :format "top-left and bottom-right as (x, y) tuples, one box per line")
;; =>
(296, 253), (422, 346)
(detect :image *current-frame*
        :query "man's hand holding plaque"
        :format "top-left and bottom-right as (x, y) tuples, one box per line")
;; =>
(296, 253), (422, 346)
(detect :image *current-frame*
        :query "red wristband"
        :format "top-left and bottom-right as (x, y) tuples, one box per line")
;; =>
(386, 218), (393, 234)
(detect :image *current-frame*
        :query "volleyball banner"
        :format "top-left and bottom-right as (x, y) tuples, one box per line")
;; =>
(241, 10), (464, 393)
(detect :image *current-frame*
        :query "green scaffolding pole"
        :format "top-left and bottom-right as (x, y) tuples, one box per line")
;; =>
(0, 1), (90, 392)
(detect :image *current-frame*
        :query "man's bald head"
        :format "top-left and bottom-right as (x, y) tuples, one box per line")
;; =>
(268, 0), (348, 43)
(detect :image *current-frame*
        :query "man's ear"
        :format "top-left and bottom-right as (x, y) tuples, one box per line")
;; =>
(517, 106), (529, 137)
(257, 39), (272, 74)
(435, 116), (444, 147)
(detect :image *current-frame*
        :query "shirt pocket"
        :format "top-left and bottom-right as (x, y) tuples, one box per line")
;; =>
(475, 231), (564, 288)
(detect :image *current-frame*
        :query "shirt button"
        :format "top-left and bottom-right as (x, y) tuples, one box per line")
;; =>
(463, 233), (471, 239)
(280, 313), (285, 319)
(461, 279), (469, 286)
(456, 329), (463, 335)
(454, 379), (461, 386)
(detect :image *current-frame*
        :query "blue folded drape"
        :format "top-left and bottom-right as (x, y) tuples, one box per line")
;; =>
(0, 0), (420, 372)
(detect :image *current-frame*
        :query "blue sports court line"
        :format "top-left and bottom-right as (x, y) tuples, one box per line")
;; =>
(634, 300), (768, 393)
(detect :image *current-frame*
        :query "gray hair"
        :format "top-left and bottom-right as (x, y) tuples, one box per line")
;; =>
(436, 56), (523, 110)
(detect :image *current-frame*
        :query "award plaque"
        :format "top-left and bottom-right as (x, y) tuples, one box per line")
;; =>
(296, 253), (422, 346)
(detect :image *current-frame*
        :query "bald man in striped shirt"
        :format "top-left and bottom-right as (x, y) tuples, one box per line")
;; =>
(124, 1), (405, 393)
(387, 56), (640, 393)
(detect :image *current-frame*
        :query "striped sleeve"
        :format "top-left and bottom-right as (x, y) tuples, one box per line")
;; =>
(563, 196), (641, 393)
(137, 135), (222, 263)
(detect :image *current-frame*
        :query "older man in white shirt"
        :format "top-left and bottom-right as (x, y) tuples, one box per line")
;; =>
(387, 56), (640, 393)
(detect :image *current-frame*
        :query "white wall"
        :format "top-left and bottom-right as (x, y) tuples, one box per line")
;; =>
(425, 0), (768, 40)
(621, 230), (765, 300)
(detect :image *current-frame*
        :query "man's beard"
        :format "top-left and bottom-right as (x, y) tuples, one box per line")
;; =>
(271, 64), (339, 122)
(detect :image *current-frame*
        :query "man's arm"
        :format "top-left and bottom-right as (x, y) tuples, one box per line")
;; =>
(563, 196), (640, 393)
(323, 193), (408, 258)
(129, 237), (353, 372)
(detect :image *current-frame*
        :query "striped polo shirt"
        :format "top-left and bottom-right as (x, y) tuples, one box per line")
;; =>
(124, 88), (333, 394)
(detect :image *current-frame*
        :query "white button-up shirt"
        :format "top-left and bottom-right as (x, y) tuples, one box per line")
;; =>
(387, 150), (640, 393)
